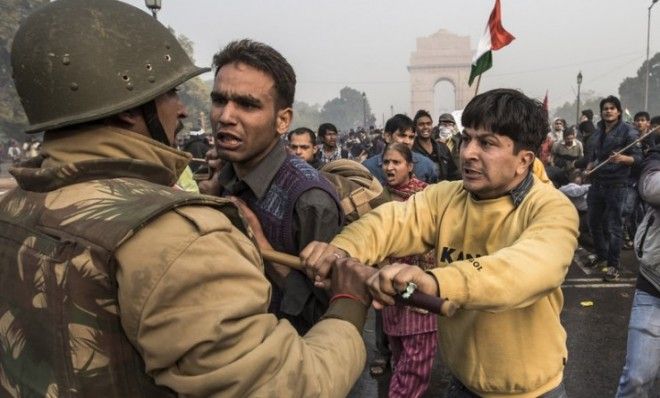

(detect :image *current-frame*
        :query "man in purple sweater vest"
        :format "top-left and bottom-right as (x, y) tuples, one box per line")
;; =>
(211, 39), (343, 334)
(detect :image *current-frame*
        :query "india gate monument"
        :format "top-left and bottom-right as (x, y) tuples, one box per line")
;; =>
(408, 29), (473, 121)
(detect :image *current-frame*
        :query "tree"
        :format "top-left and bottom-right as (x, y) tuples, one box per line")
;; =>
(291, 101), (322, 131)
(619, 52), (660, 116)
(0, 0), (49, 142)
(319, 87), (376, 132)
(168, 28), (211, 132)
(552, 90), (603, 126)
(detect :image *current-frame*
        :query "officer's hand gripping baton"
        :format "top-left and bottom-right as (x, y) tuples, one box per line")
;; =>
(261, 248), (457, 317)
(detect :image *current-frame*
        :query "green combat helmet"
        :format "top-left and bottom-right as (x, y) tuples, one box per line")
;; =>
(11, 0), (209, 144)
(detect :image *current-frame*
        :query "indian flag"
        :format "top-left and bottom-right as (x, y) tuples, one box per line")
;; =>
(469, 0), (515, 86)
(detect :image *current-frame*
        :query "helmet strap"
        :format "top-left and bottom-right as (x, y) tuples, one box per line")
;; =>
(141, 100), (170, 146)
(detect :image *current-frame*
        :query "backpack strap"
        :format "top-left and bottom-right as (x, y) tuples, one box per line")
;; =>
(320, 159), (390, 223)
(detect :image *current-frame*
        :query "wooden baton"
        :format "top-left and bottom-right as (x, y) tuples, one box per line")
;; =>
(585, 125), (659, 176)
(260, 248), (458, 317)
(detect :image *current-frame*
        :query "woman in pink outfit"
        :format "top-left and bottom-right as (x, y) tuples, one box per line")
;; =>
(381, 142), (438, 398)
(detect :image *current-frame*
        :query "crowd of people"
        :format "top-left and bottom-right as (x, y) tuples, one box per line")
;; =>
(0, 137), (41, 171)
(1, 1), (659, 397)
(541, 109), (659, 282)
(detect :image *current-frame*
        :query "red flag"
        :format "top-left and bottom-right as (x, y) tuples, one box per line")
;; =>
(542, 90), (549, 119)
(488, 0), (515, 51)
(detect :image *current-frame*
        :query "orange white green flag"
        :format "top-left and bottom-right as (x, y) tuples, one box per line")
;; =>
(468, 0), (515, 86)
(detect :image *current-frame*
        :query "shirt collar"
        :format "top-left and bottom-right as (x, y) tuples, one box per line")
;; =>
(39, 124), (190, 185)
(319, 145), (342, 163)
(509, 171), (534, 207)
(218, 140), (287, 199)
(467, 170), (534, 207)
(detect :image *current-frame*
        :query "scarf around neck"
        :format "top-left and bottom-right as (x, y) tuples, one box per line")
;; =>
(387, 176), (427, 200)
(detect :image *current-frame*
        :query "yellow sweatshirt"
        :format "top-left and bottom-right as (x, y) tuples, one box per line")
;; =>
(332, 175), (579, 398)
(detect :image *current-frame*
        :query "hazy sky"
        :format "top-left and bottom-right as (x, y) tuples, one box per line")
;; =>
(122, 0), (659, 125)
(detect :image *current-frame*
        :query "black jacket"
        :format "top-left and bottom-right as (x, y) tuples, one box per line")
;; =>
(412, 138), (461, 181)
(577, 120), (642, 184)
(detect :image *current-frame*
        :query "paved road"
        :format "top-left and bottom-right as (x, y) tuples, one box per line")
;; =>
(348, 246), (657, 398)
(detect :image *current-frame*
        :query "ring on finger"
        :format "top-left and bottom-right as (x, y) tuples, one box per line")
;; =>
(401, 282), (417, 299)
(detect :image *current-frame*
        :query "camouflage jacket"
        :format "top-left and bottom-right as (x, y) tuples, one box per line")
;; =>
(0, 126), (367, 398)
(0, 155), (247, 397)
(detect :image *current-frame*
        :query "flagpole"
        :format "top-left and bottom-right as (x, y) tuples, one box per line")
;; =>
(474, 74), (482, 96)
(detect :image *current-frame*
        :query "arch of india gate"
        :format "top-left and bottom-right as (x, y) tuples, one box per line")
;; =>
(408, 29), (474, 123)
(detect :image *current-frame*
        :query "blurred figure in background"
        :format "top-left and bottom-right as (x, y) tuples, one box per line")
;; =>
(288, 127), (321, 168)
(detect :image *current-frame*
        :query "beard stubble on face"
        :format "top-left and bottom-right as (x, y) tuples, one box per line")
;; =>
(217, 117), (282, 176)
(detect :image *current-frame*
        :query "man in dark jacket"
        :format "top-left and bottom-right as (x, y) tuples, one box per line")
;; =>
(412, 110), (460, 181)
(579, 96), (643, 281)
(578, 109), (596, 143)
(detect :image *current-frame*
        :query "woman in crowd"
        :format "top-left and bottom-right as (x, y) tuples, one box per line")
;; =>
(380, 142), (437, 398)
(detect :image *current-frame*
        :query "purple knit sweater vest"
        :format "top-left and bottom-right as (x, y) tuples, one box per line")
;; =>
(240, 155), (341, 254)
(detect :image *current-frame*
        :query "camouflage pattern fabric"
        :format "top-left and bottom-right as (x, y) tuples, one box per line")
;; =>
(0, 157), (248, 397)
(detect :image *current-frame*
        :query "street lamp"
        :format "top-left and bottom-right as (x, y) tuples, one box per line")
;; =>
(362, 92), (367, 128)
(144, 0), (162, 19)
(644, 0), (659, 110)
(576, 71), (583, 125)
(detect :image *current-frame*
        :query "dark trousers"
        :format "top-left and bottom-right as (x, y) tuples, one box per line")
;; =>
(374, 310), (391, 358)
(587, 183), (626, 268)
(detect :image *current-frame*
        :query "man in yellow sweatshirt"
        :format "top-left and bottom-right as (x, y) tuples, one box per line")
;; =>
(303, 88), (579, 398)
